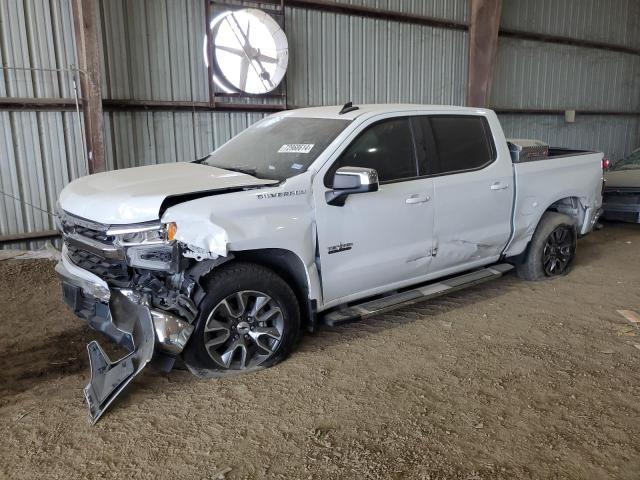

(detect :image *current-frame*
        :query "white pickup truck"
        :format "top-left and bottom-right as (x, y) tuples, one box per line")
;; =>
(56, 104), (603, 422)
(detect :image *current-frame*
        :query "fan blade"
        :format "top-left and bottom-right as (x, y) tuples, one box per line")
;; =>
(239, 58), (250, 91)
(256, 53), (277, 64)
(216, 45), (244, 57)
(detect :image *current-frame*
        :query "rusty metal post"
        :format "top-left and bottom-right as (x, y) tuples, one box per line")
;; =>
(72, 0), (105, 173)
(467, 0), (502, 108)
(205, 0), (217, 109)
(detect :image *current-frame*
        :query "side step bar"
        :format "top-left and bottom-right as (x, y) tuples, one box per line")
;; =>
(322, 263), (514, 327)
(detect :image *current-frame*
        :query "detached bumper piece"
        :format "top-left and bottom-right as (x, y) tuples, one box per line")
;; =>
(57, 251), (193, 424)
(84, 290), (155, 424)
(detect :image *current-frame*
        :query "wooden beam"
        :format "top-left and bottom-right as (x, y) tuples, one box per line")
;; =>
(1, 99), (637, 116)
(467, 0), (503, 107)
(0, 97), (80, 111)
(72, 0), (105, 174)
(492, 107), (640, 116)
(499, 28), (640, 56)
(102, 99), (285, 113)
(257, 0), (469, 30)
(0, 230), (60, 244)
(0, 98), (285, 113)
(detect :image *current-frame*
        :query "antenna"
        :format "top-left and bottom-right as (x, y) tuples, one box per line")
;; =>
(339, 102), (359, 115)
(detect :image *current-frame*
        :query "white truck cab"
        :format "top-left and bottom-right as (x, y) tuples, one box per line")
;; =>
(56, 104), (603, 422)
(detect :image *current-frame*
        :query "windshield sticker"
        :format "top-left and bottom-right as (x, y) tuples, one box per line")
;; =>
(278, 144), (315, 154)
(291, 163), (303, 170)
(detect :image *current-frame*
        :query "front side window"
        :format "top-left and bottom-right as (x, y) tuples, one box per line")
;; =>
(326, 117), (417, 186)
(422, 116), (495, 175)
(204, 116), (351, 181)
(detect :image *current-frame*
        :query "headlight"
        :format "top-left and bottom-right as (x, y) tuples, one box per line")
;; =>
(119, 228), (166, 245)
(126, 244), (176, 271)
(107, 222), (178, 271)
(109, 223), (170, 247)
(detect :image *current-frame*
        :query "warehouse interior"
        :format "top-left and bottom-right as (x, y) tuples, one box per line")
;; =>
(1, 0), (639, 243)
(1, 1), (640, 479)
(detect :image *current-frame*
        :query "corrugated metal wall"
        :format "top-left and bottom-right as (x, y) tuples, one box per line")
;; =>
(498, 114), (640, 159)
(1, 0), (639, 244)
(97, 1), (469, 170)
(501, 0), (640, 48)
(103, 111), (267, 170)
(0, 0), (86, 241)
(286, 7), (468, 107)
(492, 39), (640, 112)
(495, 0), (640, 160)
(329, 0), (469, 22)
(99, 0), (208, 101)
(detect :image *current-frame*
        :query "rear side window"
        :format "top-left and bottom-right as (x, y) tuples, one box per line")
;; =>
(424, 116), (495, 175)
(326, 117), (418, 186)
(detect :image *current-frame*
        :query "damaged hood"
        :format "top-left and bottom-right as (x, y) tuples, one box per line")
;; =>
(59, 162), (277, 224)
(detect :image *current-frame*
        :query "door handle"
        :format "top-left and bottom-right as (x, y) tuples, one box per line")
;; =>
(405, 193), (431, 204)
(490, 182), (509, 191)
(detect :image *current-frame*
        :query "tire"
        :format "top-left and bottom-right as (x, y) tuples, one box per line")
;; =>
(516, 211), (578, 281)
(182, 261), (300, 373)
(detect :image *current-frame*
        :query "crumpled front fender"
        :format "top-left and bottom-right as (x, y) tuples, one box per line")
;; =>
(84, 290), (155, 424)
(57, 252), (193, 424)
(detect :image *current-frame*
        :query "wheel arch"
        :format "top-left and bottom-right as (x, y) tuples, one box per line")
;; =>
(544, 195), (587, 228)
(230, 248), (318, 332)
(507, 196), (584, 264)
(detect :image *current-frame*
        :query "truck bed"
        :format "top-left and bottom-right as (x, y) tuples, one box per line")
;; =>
(510, 147), (598, 163)
(504, 148), (604, 257)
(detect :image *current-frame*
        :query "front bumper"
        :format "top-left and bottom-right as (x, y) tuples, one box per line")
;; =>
(57, 247), (194, 424)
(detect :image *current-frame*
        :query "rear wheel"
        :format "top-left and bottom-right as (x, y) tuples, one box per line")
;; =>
(183, 262), (300, 372)
(516, 212), (577, 281)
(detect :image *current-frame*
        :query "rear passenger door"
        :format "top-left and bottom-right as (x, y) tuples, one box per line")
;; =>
(413, 115), (513, 275)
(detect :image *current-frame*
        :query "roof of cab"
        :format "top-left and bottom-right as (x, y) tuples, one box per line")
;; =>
(276, 104), (493, 121)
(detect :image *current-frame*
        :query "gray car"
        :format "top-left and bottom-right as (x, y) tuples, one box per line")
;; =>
(603, 148), (640, 223)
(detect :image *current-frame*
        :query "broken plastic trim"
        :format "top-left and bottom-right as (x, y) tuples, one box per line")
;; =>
(84, 289), (155, 424)
(57, 239), (197, 423)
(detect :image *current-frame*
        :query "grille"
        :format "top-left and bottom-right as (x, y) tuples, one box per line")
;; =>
(66, 243), (130, 285)
(73, 225), (116, 244)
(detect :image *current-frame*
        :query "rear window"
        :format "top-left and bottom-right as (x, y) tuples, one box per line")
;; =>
(425, 116), (495, 175)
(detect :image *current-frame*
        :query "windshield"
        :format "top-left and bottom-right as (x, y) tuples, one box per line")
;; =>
(611, 148), (640, 171)
(203, 116), (352, 180)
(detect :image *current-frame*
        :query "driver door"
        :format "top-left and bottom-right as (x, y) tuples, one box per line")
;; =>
(313, 115), (435, 306)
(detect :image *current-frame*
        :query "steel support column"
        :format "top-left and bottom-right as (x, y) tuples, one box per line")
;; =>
(467, 0), (502, 108)
(72, 0), (105, 173)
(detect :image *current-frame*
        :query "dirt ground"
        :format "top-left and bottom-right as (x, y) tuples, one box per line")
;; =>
(1, 224), (639, 480)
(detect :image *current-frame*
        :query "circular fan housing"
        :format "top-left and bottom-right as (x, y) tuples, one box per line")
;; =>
(206, 8), (288, 94)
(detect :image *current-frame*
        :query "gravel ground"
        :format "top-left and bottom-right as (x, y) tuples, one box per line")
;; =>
(1, 223), (639, 480)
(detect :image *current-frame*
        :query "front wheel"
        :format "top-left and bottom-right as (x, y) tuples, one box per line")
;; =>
(182, 262), (300, 373)
(516, 212), (577, 281)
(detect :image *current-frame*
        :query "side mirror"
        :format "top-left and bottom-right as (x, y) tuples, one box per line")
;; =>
(326, 167), (379, 206)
